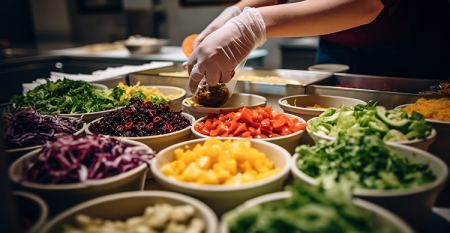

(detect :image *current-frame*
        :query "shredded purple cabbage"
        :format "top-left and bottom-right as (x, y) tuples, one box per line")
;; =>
(3, 108), (84, 149)
(21, 135), (155, 184)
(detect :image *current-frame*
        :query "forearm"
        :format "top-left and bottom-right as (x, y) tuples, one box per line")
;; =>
(258, 0), (384, 37)
(235, 0), (278, 11)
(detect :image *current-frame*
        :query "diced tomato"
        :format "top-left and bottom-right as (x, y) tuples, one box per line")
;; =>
(285, 117), (294, 127)
(261, 127), (272, 135)
(255, 134), (269, 139)
(217, 122), (228, 135)
(270, 133), (282, 138)
(204, 120), (214, 130)
(261, 118), (271, 129)
(251, 113), (264, 122)
(241, 131), (252, 138)
(272, 118), (286, 129)
(251, 122), (261, 129)
(229, 120), (239, 133)
(210, 129), (219, 137)
(220, 131), (229, 137)
(233, 123), (248, 136)
(261, 107), (273, 117)
(241, 112), (254, 125)
(292, 122), (308, 132)
(248, 126), (257, 135)
(272, 111), (284, 120)
(200, 127), (210, 136)
(279, 126), (292, 136)
(255, 109), (269, 118)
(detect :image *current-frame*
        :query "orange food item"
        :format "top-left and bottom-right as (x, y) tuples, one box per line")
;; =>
(181, 34), (198, 58)
(403, 98), (450, 121)
(194, 107), (308, 138)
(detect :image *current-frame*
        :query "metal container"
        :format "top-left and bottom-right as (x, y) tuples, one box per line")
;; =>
(129, 66), (332, 111)
(306, 73), (446, 109)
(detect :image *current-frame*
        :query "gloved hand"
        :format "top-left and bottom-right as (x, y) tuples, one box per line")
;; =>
(192, 6), (241, 50)
(188, 7), (266, 94)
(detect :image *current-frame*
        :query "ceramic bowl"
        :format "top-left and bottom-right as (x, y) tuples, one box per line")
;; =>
(219, 191), (414, 233)
(306, 117), (437, 151)
(8, 139), (151, 215)
(182, 93), (267, 119)
(308, 64), (350, 73)
(278, 94), (366, 122)
(13, 191), (49, 233)
(39, 190), (217, 233)
(290, 143), (449, 231)
(191, 113), (306, 154)
(151, 138), (291, 215)
(144, 85), (186, 111)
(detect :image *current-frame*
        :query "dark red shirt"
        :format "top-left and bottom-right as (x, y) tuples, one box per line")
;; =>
(278, 0), (450, 47)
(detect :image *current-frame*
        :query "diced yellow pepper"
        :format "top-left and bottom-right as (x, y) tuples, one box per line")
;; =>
(256, 168), (281, 180)
(160, 164), (175, 176)
(180, 150), (196, 164)
(174, 148), (184, 160)
(197, 171), (219, 185)
(241, 171), (257, 183)
(195, 156), (212, 170)
(221, 159), (237, 175)
(178, 164), (202, 182)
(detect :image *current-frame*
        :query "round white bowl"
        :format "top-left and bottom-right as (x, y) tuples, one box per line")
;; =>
(191, 113), (306, 154)
(306, 117), (437, 151)
(278, 94), (367, 122)
(8, 139), (152, 215)
(39, 190), (217, 233)
(219, 191), (414, 233)
(397, 103), (450, 167)
(86, 112), (195, 154)
(290, 143), (449, 231)
(144, 85), (186, 111)
(308, 64), (350, 73)
(151, 138), (291, 215)
(91, 83), (108, 91)
(13, 191), (49, 233)
(5, 121), (86, 164)
(182, 93), (267, 120)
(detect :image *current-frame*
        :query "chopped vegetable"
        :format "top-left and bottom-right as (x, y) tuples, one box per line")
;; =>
(295, 135), (437, 190)
(113, 82), (181, 104)
(3, 108), (84, 149)
(21, 135), (155, 184)
(308, 101), (433, 142)
(281, 100), (327, 109)
(11, 78), (124, 114)
(63, 203), (205, 233)
(194, 107), (307, 138)
(403, 98), (450, 121)
(160, 138), (280, 185)
(223, 182), (395, 233)
(89, 98), (191, 137)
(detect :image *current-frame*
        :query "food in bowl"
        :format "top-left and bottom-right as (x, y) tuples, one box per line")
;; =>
(402, 98), (450, 121)
(281, 99), (327, 109)
(124, 35), (162, 46)
(3, 108), (84, 149)
(89, 98), (191, 137)
(20, 135), (155, 184)
(223, 182), (397, 233)
(62, 203), (205, 233)
(160, 138), (280, 185)
(295, 135), (436, 189)
(308, 101), (433, 142)
(83, 42), (125, 52)
(11, 78), (125, 114)
(110, 82), (182, 105)
(193, 81), (230, 107)
(238, 75), (303, 85)
(194, 107), (307, 138)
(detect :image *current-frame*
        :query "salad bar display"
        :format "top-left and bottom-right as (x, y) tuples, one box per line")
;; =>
(2, 65), (449, 233)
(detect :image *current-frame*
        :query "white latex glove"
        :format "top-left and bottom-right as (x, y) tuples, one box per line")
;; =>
(192, 6), (241, 50)
(188, 7), (266, 94)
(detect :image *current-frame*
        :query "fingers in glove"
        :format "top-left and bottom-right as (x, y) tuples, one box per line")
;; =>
(204, 64), (221, 87)
(189, 64), (206, 94)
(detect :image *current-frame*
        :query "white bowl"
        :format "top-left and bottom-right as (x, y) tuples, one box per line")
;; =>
(151, 138), (291, 215)
(39, 190), (217, 233)
(86, 112), (195, 153)
(5, 122), (86, 164)
(191, 113), (306, 154)
(290, 143), (449, 231)
(60, 108), (120, 123)
(397, 103), (450, 167)
(308, 64), (350, 73)
(182, 93), (267, 119)
(306, 117), (437, 151)
(278, 94), (367, 122)
(8, 139), (152, 215)
(13, 191), (49, 233)
(144, 85), (186, 111)
(91, 83), (108, 91)
(219, 191), (414, 233)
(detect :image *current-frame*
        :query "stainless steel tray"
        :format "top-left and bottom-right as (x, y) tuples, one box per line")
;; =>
(306, 73), (446, 109)
(130, 66), (332, 111)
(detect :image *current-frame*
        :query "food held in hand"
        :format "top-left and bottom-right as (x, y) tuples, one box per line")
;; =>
(112, 82), (182, 104)
(21, 135), (155, 184)
(160, 138), (280, 185)
(3, 108), (84, 149)
(295, 135), (436, 189)
(194, 107), (307, 138)
(403, 98), (450, 121)
(63, 203), (205, 233)
(89, 97), (191, 137)
(194, 81), (230, 107)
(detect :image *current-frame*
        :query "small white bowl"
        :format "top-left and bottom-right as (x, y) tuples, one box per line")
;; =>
(86, 112), (195, 153)
(191, 113), (306, 154)
(5, 122), (86, 164)
(151, 138), (291, 215)
(182, 93), (267, 119)
(39, 190), (217, 233)
(278, 94), (367, 121)
(290, 143), (449, 231)
(306, 117), (437, 151)
(219, 191), (414, 233)
(8, 139), (152, 214)
(13, 191), (49, 233)
(308, 64), (350, 73)
(144, 85), (186, 111)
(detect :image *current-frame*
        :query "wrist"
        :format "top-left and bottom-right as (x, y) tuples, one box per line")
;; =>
(230, 7), (267, 48)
